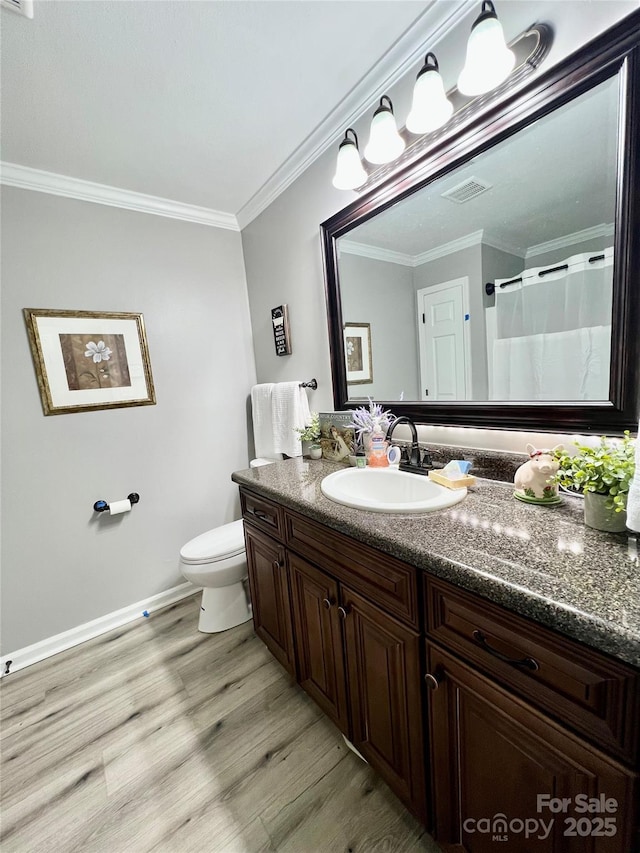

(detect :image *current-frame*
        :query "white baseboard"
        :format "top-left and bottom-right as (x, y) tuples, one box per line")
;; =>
(0, 582), (200, 677)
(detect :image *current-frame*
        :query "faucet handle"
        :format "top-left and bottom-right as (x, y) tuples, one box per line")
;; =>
(420, 448), (434, 469)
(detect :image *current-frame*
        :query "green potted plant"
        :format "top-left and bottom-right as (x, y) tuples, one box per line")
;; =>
(554, 432), (635, 532)
(296, 412), (322, 459)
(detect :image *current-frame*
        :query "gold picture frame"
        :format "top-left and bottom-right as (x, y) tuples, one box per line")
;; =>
(344, 322), (373, 384)
(24, 308), (156, 416)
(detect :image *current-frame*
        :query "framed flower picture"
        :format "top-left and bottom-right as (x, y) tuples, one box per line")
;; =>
(23, 309), (156, 415)
(343, 322), (373, 384)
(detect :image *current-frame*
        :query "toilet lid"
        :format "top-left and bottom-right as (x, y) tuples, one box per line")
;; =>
(180, 519), (245, 564)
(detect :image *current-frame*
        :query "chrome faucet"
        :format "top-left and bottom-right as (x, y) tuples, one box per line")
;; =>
(385, 416), (433, 475)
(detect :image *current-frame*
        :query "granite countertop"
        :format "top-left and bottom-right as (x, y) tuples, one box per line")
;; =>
(232, 458), (640, 668)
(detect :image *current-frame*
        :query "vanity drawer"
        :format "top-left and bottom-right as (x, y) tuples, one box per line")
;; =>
(425, 576), (640, 764)
(240, 488), (284, 541)
(285, 509), (418, 629)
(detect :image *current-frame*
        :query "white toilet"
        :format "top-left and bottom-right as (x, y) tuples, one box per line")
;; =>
(179, 458), (275, 633)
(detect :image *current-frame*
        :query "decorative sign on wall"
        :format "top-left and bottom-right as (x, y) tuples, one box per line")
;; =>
(271, 304), (292, 356)
(23, 308), (156, 415)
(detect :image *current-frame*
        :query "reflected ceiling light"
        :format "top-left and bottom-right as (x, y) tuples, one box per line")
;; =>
(457, 1), (515, 96)
(406, 53), (454, 135)
(363, 96), (405, 164)
(332, 129), (368, 190)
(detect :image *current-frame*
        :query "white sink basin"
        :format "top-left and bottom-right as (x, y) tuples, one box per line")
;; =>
(321, 467), (466, 514)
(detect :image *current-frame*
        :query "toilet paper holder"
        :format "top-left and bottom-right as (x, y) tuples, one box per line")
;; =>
(93, 493), (140, 513)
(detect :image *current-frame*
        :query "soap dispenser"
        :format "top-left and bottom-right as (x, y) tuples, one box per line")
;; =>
(367, 417), (389, 467)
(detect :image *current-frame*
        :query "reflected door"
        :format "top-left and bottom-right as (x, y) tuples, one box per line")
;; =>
(418, 277), (468, 401)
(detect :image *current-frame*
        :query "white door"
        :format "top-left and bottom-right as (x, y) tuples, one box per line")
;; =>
(417, 278), (469, 401)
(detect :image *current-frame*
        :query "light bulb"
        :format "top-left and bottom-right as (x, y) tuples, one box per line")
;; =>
(332, 129), (368, 190)
(406, 53), (454, 135)
(364, 96), (405, 165)
(457, 1), (515, 96)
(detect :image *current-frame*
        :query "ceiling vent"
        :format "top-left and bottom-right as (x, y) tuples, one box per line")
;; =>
(2, 0), (33, 17)
(441, 176), (492, 204)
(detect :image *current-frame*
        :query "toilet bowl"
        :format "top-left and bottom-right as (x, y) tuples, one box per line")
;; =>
(179, 458), (276, 633)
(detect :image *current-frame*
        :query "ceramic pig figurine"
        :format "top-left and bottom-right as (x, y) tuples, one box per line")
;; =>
(514, 444), (563, 502)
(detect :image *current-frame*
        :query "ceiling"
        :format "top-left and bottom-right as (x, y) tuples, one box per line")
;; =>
(0, 0), (438, 222)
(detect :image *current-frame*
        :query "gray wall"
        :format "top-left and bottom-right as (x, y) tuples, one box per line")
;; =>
(241, 1), (636, 444)
(1, 188), (256, 652)
(339, 253), (418, 400)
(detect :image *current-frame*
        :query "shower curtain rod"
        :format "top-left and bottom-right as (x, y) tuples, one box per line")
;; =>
(484, 253), (607, 296)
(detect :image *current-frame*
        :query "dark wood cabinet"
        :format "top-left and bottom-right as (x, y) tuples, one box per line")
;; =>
(244, 523), (295, 677)
(341, 585), (427, 823)
(287, 555), (427, 822)
(244, 501), (427, 824)
(240, 486), (640, 852)
(427, 644), (638, 853)
(289, 553), (349, 733)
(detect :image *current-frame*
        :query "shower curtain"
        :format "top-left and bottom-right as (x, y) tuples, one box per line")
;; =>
(490, 249), (613, 401)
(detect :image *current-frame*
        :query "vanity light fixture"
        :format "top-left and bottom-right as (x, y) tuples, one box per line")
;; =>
(363, 96), (406, 164)
(332, 128), (368, 190)
(406, 53), (454, 135)
(330, 5), (550, 192)
(457, 0), (515, 96)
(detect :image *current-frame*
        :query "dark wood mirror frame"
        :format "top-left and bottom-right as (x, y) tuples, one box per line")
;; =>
(321, 14), (640, 434)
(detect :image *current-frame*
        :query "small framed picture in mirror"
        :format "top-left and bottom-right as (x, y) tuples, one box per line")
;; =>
(344, 322), (373, 384)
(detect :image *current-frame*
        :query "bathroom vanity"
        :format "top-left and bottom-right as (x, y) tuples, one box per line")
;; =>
(232, 459), (640, 852)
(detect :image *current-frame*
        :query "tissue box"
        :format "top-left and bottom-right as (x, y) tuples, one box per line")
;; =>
(428, 470), (476, 489)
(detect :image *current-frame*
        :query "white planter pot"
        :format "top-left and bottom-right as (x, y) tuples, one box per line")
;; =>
(583, 491), (627, 533)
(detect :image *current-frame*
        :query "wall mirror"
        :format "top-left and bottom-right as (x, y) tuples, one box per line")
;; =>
(322, 18), (640, 433)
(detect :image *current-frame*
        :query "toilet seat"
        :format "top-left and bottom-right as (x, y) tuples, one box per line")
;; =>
(180, 519), (245, 565)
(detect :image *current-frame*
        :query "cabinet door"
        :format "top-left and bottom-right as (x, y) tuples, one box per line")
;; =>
(341, 585), (427, 823)
(427, 644), (637, 853)
(244, 523), (295, 677)
(289, 554), (349, 733)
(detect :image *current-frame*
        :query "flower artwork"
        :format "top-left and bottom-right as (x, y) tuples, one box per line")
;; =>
(343, 323), (372, 383)
(85, 340), (112, 362)
(24, 309), (155, 415)
(60, 334), (131, 390)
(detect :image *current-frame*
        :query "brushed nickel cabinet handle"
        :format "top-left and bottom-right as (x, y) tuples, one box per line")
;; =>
(322, 598), (332, 610)
(337, 606), (350, 619)
(272, 559), (283, 571)
(424, 673), (441, 690)
(472, 629), (539, 671)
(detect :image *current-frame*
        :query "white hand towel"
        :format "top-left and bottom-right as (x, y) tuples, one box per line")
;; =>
(271, 382), (311, 458)
(625, 424), (640, 532)
(250, 384), (281, 461)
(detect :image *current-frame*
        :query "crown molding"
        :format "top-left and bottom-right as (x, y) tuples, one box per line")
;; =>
(341, 230), (524, 268)
(339, 239), (414, 267)
(413, 230), (485, 266)
(525, 223), (615, 258)
(235, 0), (472, 230)
(0, 162), (240, 231)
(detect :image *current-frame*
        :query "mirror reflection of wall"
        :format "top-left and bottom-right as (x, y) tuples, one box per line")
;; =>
(336, 74), (619, 404)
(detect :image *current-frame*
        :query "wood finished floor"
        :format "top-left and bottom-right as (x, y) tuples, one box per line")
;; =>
(0, 595), (440, 853)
